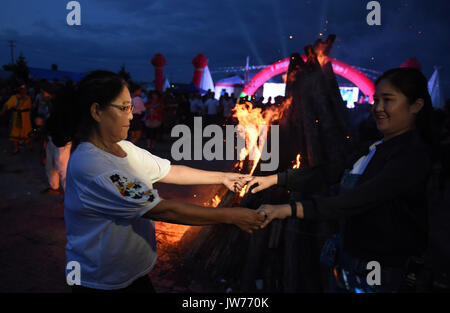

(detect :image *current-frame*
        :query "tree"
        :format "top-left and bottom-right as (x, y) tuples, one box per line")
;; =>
(118, 64), (131, 82)
(2, 52), (29, 83)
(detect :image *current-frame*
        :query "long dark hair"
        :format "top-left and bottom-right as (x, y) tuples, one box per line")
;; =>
(375, 67), (433, 145)
(46, 70), (128, 147)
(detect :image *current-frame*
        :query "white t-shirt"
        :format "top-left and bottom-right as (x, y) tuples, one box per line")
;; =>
(64, 140), (171, 290)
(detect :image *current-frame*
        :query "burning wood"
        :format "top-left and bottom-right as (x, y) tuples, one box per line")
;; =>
(180, 34), (356, 292)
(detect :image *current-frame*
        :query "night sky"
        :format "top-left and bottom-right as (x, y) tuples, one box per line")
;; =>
(1, 0), (449, 95)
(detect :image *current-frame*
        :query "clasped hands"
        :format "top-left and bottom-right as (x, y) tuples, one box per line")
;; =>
(225, 174), (298, 233)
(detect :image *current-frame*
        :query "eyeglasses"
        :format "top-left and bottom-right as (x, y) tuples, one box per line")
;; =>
(109, 103), (134, 113)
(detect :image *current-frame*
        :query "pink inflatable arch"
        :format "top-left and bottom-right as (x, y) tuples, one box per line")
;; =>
(241, 56), (375, 103)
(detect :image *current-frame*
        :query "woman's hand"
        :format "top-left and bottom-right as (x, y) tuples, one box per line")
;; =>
(160, 166), (252, 191)
(222, 173), (253, 193)
(227, 207), (266, 234)
(256, 204), (291, 228)
(245, 174), (278, 194)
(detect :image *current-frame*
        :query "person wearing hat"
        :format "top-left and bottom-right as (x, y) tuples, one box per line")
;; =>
(0, 84), (33, 153)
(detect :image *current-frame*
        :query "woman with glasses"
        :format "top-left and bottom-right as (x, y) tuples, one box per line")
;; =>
(49, 70), (263, 293)
(247, 67), (433, 293)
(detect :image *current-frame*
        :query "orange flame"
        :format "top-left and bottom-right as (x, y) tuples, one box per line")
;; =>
(292, 153), (301, 169)
(155, 222), (191, 246)
(160, 97), (294, 246)
(155, 194), (222, 247)
(203, 195), (221, 208)
(230, 97), (292, 197)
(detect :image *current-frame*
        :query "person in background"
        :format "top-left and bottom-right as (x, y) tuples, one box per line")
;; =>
(143, 90), (163, 150)
(34, 84), (53, 121)
(221, 92), (235, 124)
(204, 91), (219, 125)
(0, 84), (33, 154)
(41, 137), (72, 195)
(130, 85), (146, 145)
(176, 93), (191, 125)
(189, 93), (203, 117)
(34, 82), (56, 166)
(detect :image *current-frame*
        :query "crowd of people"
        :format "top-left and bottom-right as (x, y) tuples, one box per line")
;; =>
(0, 76), (284, 197)
(1, 76), (450, 197)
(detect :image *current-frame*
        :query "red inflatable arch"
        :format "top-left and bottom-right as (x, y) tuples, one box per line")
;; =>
(241, 56), (375, 103)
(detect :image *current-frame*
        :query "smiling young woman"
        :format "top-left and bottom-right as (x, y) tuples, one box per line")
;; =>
(371, 69), (431, 143)
(248, 67), (433, 293)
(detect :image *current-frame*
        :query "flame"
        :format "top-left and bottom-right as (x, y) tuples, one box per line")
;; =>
(156, 73), (298, 248)
(155, 222), (191, 246)
(211, 195), (221, 207)
(292, 153), (301, 169)
(155, 194), (222, 247)
(157, 96), (294, 246)
(229, 97), (293, 197)
(159, 96), (294, 246)
(203, 195), (221, 208)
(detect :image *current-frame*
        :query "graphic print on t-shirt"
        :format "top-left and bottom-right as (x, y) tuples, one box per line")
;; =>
(109, 173), (156, 202)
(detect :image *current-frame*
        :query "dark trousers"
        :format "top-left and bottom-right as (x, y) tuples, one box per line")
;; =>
(71, 275), (156, 293)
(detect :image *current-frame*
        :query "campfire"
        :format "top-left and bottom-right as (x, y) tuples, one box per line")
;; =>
(178, 34), (356, 292)
(155, 96), (294, 248)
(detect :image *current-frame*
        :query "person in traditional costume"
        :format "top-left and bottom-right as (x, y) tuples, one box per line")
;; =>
(0, 84), (33, 153)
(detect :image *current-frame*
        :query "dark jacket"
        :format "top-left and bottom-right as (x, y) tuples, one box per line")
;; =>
(277, 129), (431, 266)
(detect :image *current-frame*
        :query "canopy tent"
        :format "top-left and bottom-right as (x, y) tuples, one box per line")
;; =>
(174, 82), (207, 94)
(215, 75), (245, 86)
(214, 75), (245, 99)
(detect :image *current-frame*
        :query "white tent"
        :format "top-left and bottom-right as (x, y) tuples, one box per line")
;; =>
(163, 77), (171, 91)
(428, 67), (445, 109)
(200, 65), (215, 94)
(214, 75), (245, 99)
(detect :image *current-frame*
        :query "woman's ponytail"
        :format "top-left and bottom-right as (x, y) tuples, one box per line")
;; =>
(46, 84), (80, 147)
